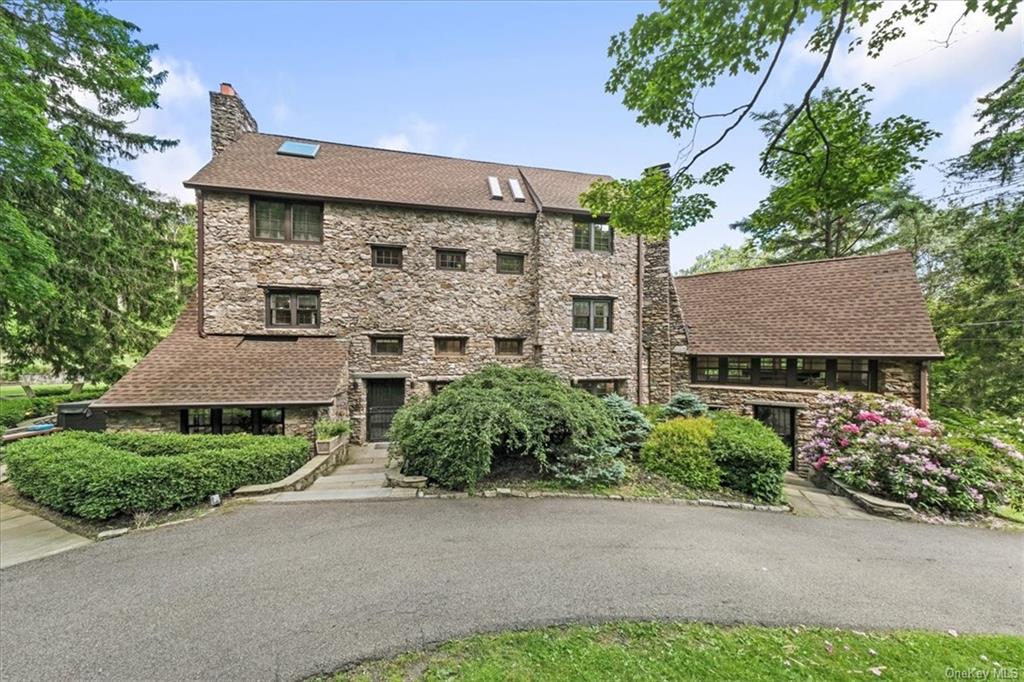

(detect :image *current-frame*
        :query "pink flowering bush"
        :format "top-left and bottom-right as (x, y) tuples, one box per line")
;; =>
(802, 393), (1007, 515)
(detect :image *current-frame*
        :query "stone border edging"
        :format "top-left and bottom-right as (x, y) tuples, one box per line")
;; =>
(821, 476), (914, 519)
(235, 435), (349, 497)
(416, 488), (789, 513)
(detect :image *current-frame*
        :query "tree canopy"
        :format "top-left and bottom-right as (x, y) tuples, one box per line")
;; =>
(0, 0), (194, 382)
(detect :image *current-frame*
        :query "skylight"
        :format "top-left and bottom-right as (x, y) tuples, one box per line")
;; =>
(277, 140), (320, 158)
(508, 178), (525, 202)
(487, 176), (503, 200)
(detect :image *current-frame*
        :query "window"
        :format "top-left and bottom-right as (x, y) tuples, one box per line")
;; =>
(494, 338), (523, 355)
(725, 357), (751, 384)
(266, 290), (320, 328)
(496, 252), (524, 274)
(795, 358), (828, 388)
(572, 297), (613, 331)
(371, 336), (403, 355)
(252, 199), (322, 242)
(182, 408), (213, 434)
(436, 249), (466, 271)
(434, 337), (466, 355)
(180, 408), (286, 435)
(372, 245), (403, 268)
(577, 379), (621, 396)
(429, 380), (451, 395)
(836, 358), (873, 391)
(758, 357), (788, 386)
(573, 218), (612, 252)
(694, 356), (720, 383)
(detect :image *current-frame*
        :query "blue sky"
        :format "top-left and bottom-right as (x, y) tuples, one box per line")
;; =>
(113, 1), (1022, 272)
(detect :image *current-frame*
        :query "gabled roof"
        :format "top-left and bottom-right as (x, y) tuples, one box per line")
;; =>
(674, 251), (943, 359)
(184, 133), (609, 216)
(93, 300), (346, 409)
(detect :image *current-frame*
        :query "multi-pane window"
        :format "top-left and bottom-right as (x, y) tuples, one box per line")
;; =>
(180, 408), (286, 435)
(758, 357), (788, 386)
(266, 290), (320, 328)
(725, 357), (751, 384)
(494, 338), (523, 355)
(371, 336), (403, 355)
(434, 337), (467, 355)
(573, 219), (612, 252)
(694, 356), (720, 383)
(496, 252), (525, 274)
(577, 379), (621, 396)
(436, 249), (466, 271)
(372, 245), (403, 268)
(252, 199), (323, 242)
(795, 358), (828, 388)
(572, 297), (613, 331)
(836, 358), (872, 391)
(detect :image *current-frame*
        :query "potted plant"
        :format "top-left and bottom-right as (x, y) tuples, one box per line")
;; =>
(314, 419), (351, 455)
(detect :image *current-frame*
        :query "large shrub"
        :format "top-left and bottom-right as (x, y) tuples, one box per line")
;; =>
(802, 394), (1008, 515)
(389, 365), (623, 490)
(0, 388), (107, 429)
(663, 392), (708, 419)
(708, 412), (790, 503)
(5, 432), (310, 519)
(639, 417), (719, 490)
(602, 394), (651, 456)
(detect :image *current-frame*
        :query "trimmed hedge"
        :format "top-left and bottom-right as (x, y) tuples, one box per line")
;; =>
(0, 389), (107, 428)
(709, 412), (790, 503)
(5, 432), (310, 519)
(390, 365), (624, 490)
(639, 417), (720, 490)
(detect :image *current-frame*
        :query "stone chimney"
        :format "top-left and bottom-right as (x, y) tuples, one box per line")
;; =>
(209, 82), (257, 157)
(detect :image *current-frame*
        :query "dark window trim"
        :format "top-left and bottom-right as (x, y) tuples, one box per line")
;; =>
(370, 335), (404, 355)
(435, 248), (467, 271)
(575, 378), (623, 396)
(370, 244), (405, 269)
(249, 196), (324, 244)
(572, 297), (614, 332)
(572, 217), (614, 253)
(494, 337), (525, 355)
(433, 336), (468, 355)
(265, 289), (321, 329)
(689, 355), (881, 393)
(179, 408), (286, 435)
(495, 251), (525, 275)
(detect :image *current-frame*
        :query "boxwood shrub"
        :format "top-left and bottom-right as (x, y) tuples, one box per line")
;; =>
(5, 431), (310, 519)
(708, 412), (790, 503)
(389, 365), (623, 490)
(639, 416), (720, 490)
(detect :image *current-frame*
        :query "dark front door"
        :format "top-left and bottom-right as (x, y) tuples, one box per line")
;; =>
(366, 379), (405, 442)
(754, 405), (797, 470)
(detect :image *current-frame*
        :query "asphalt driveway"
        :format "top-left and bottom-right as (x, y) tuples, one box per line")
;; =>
(1, 498), (1021, 681)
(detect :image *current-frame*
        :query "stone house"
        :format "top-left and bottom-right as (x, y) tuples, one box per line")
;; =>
(94, 83), (942, 466)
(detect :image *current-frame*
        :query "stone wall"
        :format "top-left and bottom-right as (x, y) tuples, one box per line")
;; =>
(210, 89), (257, 157)
(642, 239), (688, 403)
(105, 409), (181, 433)
(202, 193), (643, 441)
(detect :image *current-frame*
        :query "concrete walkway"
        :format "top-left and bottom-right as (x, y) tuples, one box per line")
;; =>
(783, 472), (873, 519)
(0, 503), (91, 569)
(266, 443), (417, 503)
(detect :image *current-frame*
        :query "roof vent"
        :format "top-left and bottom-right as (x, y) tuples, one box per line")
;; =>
(277, 140), (320, 158)
(508, 178), (526, 202)
(487, 176), (503, 200)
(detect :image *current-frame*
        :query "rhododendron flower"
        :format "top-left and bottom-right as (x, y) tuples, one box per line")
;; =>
(838, 438), (849, 448)
(840, 423), (861, 434)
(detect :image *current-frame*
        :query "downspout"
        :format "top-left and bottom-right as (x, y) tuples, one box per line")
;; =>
(196, 190), (205, 337)
(919, 361), (929, 412)
(636, 235), (643, 403)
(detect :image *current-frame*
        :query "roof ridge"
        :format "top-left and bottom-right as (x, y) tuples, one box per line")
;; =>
(675, 250), (912, 280)
(248, 131), (611, 179)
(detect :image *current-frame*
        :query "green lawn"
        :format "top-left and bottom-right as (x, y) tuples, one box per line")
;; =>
(0, 383), (106, 398)
(327, 622), (1023, 681)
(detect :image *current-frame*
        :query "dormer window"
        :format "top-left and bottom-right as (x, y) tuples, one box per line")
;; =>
(251, 198), (323, 243)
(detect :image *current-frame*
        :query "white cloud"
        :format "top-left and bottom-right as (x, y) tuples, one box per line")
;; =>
(374, 118), (442, 153)
(151, 57), (204, 107)
(375, 133), (412, 151)
(946, 84), (995, 157)
(271, 101), (291, 124)
(831, 1), (1021, 101)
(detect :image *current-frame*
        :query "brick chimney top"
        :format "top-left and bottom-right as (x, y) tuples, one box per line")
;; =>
(219, 82), (237, 96)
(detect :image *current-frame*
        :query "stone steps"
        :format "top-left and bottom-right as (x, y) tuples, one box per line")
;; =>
(308, 473), (388, 490)
(272, 487), (417, 503)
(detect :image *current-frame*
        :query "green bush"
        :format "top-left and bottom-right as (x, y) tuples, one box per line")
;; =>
(5, 432), (310, 519)
(0, 389), (107, 429)
(0, 398), (33, 428)
(315, 419), (351, 440)
(637, 404), (666, 425)
(709, 412), (790, 503)
(664, 392), (708, 419)
(602, 394), (651, 456)
(390, 365), (623, 490)
(639, 417), (720, 490)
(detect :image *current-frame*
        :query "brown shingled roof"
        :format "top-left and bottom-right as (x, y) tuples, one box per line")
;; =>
(93, 300), (346, 409)
(674, 251), (943, 358)
(184, 133), (608, 216)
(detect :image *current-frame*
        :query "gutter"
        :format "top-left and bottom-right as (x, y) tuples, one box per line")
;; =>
(636, 236), (643, 403)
